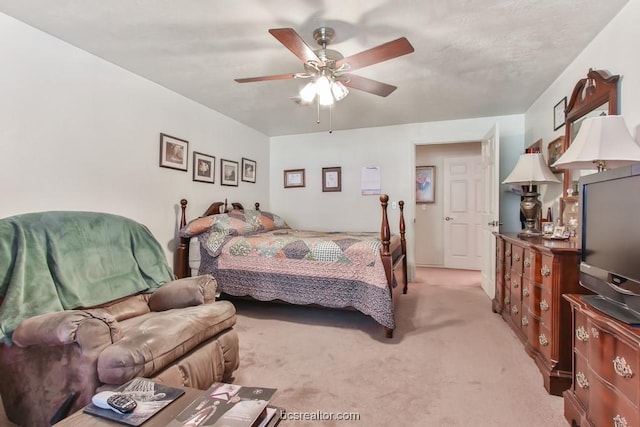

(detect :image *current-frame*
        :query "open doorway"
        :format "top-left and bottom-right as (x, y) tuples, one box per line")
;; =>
(414, 142), (482, 270)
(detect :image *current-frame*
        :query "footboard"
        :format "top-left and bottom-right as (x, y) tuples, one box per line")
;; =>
(379, 195), (408, 296)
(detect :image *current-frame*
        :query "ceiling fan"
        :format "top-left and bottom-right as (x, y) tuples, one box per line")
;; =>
(234, 27), (415, 105)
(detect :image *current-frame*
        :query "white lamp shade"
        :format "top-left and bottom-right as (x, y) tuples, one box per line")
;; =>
(551, 115), (640, 170)
(502, 153), (561, 185)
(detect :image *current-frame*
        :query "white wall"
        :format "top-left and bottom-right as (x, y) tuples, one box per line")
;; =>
(525, 0), (640, 216)
(0, 13), (270, 263)
(269, 114), (525, 278)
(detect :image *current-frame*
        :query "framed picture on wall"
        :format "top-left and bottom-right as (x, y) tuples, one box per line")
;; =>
(554, 96), (567, 131)
(416, 165), (435, 203)
(220, 159), (239, 186)
(322, 167), (341, 192)
(241, 158), (256, 183)
(284, 169), (305, 188)
(192, 152), (215, 183)
(159, 133), (188, 171)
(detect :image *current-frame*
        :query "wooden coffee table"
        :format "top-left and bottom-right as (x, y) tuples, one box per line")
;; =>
(55, 387), (203, 426)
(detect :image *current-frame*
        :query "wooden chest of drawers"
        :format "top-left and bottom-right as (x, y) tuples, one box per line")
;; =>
(564, 294), (640, 427)
(493, 233), (585, 396)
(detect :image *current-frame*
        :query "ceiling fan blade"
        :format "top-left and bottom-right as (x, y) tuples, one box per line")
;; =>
(341, 74), (397, 97)
(234, 73), (298, 83)
(336, 37), (414, 72)
(269, 28), (322, 65)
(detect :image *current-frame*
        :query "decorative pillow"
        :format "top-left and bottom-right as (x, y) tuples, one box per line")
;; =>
(227, 209), (289, 234)
(179, 216), (217, 238)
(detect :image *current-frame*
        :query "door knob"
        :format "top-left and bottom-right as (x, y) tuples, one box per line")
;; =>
(445, 216), (454, 221)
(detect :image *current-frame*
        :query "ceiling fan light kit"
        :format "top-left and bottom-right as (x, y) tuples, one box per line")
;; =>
(234, 26), (414, 131)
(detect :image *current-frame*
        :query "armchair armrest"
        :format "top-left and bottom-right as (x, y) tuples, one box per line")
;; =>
(148, 274), (217, 312)
(12, 309), (122, 347)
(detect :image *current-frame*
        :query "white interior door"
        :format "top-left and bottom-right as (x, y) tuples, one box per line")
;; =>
(480, 124), (500, 298)
(443, 156), (482, 270)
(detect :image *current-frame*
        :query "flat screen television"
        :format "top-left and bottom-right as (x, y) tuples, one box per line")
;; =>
(578, 163), (640, 324)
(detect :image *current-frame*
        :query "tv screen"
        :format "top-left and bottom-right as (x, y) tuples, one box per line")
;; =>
(579, 164), (640, 324)
(582, 173), (640, 283)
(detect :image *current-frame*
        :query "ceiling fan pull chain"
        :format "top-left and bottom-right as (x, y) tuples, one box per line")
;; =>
(329, 103), (333, 134)
(316, 97), (321, 124)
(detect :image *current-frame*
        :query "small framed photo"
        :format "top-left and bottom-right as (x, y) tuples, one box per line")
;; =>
(159, 133), (188, 171)
(241, 158), (256, 183)
(552, 225), (566, 238)
(192, 152), (215, 183)
(416, 165), (435, 203)
(220, 159), (239, 187)
(554, 97), (567, 131)
(322, 167), (341, 192)
(284, 169), (305, 188)
(541, 221), (555, 236)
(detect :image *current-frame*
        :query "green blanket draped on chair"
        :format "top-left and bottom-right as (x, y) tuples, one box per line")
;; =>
(0, 211), (174, 345)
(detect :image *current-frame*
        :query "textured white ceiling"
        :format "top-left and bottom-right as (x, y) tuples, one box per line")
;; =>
(0, 0), (630, 136)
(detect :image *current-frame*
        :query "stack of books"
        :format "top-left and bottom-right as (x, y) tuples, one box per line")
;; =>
(167, 383), (282, 427)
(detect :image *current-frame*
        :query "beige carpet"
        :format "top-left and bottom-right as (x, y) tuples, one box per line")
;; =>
(0, 267), (567, 426)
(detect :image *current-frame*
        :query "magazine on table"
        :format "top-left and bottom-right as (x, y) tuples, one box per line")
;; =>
(167, 383), (278, 426)
(82, 377), (185, 426)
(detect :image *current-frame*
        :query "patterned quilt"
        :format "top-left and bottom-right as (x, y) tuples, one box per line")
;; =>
(181, 210), (396, 330)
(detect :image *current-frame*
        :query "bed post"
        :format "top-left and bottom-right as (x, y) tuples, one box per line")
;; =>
(379, 195), (393, 283)
(174, 199), (190, 279)
(399, 201), (408, 294)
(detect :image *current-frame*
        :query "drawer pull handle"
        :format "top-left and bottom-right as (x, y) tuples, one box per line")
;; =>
(540, 299), (549, 312)
(591, 327), (599, 338)
(524, 258), (531, 267)
(523, 288), (530, 297)
(514, 253), (521, 262)
(613, 357), (633, 379)
(521, 316), (528, 326)
(576, 372), (589, 389)
(541, 265), (550, 277)
(539, 334), (548, 346)
(505, 249), (511, 257)
(512, 280), (519, 289)
(511, 305), (519, 315)
(575, 326), (589, 342)
(614, 415), (629, 427)
(504, 273), (510, 281)
(504, 296), (509, 305)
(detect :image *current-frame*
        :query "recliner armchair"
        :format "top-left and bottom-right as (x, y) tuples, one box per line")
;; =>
(0, 211), (239, 426)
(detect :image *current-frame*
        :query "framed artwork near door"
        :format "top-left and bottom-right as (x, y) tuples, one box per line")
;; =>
(416, 165), (435, 203)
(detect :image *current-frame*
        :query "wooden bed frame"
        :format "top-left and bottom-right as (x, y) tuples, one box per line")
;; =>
(174, 194), (408, 337)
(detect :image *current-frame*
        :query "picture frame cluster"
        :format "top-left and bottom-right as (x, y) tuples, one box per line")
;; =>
(159, 133), (256, 186)
(283, 167), (342, 192)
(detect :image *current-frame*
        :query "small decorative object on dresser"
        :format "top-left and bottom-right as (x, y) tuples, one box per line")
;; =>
(220, 159), (239, 186)
(241, 157), (257, 183)
(159, 133), (188, 171)
(192, 152), (215, 183)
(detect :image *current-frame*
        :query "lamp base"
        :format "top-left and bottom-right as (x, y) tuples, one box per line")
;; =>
(519, 192), (542, 238)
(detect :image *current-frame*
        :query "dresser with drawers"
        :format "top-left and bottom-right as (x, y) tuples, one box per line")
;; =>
(564, 294), (640, 427)
(493, 233), (585, 396)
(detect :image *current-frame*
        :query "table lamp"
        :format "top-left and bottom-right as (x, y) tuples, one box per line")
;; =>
(503, 153), (560, 237)
(551, 115), (640, 172)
